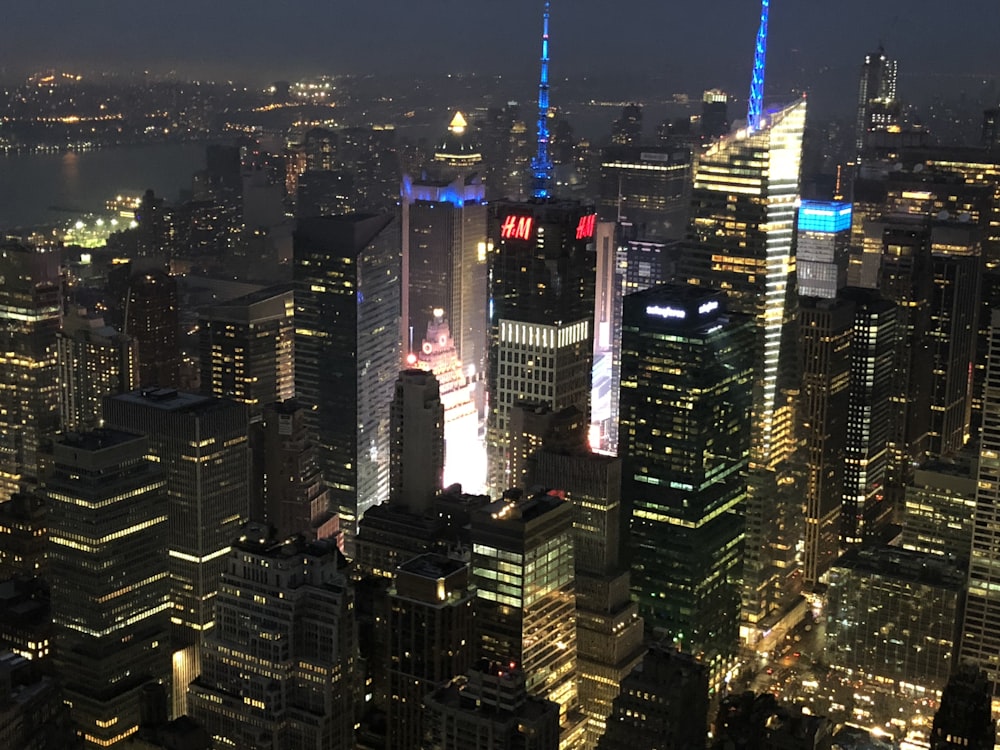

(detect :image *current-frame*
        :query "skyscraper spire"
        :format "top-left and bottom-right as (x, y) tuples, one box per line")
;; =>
(746, 0), (769, 131)
(531, 0), (553, 199)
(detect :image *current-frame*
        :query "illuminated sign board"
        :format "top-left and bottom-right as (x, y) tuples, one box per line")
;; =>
(575, 213), (597, 240)
(798, 201), (852, 234)
(500, 214), (534, 241)
(698, 300), (719, 315)
(646, 305), (685, 320)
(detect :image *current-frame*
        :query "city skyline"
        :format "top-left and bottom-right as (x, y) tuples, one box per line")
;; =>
(3, 1), (999, 110)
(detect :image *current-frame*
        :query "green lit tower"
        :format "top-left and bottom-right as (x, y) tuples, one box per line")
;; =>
(620, 284), (753, 671)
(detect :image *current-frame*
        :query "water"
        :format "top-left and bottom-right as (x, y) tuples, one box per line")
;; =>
(0, 143), (212, 231)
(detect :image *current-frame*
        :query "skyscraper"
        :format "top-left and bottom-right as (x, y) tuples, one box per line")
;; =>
(47, 430), (170, 750)
(840, 288), (896, 544)
(676, 99), (807, 644)
(856, 46), (900, 154)
(389, 369), (444, 511)
(125, 269), (180, 389)
(188, 528), (355, 750)
(796, 201), (851, 299)
(798, 296), (853, 587)
(961, 308), (1000, 699)
(294, 213), (401, 550)
(471, 491), (580, 732)
(0, 244), (61, 502)
(198, 283), (295, 417)
(400, 113), (488, 370)
(931, 665), (996, 750)
(102, 389), (250, 715)
(620, 285), (753, 666)
(57, 308), (138, 432)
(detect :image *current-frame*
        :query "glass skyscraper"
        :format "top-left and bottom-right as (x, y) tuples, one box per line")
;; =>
(620, 284), (753, 667)
(676, 99), (807, 643)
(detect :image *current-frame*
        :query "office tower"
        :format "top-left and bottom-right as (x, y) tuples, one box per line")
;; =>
(390, 369), (444, 510)
(878, 218), (934, 509)
(253, 399), (336, 542)
(102, 389), (249, 714)
(597, 647), (709, 750)
(530, 440), (643, 749)
(799, 297), (853, 587)
(712, 693), (833, 750)
(620, 285), (753, 666)
(401, 113), (488, 370)
(423, 663), (560, 750)
(472, 492), (579, 726)
(125, 269), (181, 388)
(595, 146), (691, 241)
(902, 458), (977, 561)
(0, 651), (75, 749)
(928, 223), (981, 456)
(0, 244), (61, 503)
(0, 491), (47, 581)
(508, 403), (586, 493)
(840, 288), (896, 543)
(610, 104), (642, 146)
(46, 430), (170, 750)
(198, 283), (294, 417)
(984, 108), (1000, 150)
(796, 201), (851, 298)
(826, 547), (963, 700)
(0, 578), (50, 663)
(962, 309), (1000, 698)
(856, 46), (900, 154)
(294, 214), (401, 550)
(486, 200), (597, 494)
(57, 308), (138, 432)
(701, 89), (729, 139)
(385, 554), (475, 750)
(931, 665), (996, 750)
(414, 311), (482, 491)
(485, 1), (596, 495)
(188, 529), (355, 750)
(676, 99), (807, 642)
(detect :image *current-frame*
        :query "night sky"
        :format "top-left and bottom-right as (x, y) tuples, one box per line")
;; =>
(3, 1), (998, 105)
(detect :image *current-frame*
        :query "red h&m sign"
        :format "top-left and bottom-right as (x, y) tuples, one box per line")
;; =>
(500, 214), (534, 241)
(575, 213), (597, 240)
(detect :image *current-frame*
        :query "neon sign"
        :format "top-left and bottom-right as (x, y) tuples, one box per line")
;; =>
(698, 300), (719, 315)
(575, 213), (597, 240)
(646, 305), (685, 320)
(500, 214), (534, 241)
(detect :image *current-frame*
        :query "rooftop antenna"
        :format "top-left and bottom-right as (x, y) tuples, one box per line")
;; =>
(531, 0), (554, 199)
(746, 0), (770, 131)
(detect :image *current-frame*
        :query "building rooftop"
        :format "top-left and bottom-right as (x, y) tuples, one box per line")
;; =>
(834, 546), (965, 589)
(398, 553), (467, 581)
(110, 388), (229, 414)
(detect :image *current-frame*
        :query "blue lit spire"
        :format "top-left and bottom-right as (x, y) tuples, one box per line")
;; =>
(746, 0), (769, 131)
(531, 0), (554, 199)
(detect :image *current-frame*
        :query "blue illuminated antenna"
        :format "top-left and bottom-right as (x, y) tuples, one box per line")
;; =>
(746, 0), (769, 131)
(531, 0), (554, 199)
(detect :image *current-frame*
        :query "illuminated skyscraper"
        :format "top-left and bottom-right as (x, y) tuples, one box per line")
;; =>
(294, 214), (401, 550)
(400, 112), (488, 371)
(961, 309), (1000, 700)
(102, 389), (250, 715)
(198, 283), (294, 418)
(472, 490), (582, 743)
(188, 528), (355, 750)
(0, 244), (61, 503)
(620, 285), (753, 667)
(676, 99), (807, 643)
(57, 308), (138, 432)
(856, 46), (900, 154)
(47, 430), (170, 750)
(414, 311), (482, 491)
(796, 201), (851, 299)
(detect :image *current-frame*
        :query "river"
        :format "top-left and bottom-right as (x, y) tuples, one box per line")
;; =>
(0, 143), (213, 231)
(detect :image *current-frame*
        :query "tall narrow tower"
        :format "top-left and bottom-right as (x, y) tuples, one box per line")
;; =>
(746, 0), (769, 131)
(531, 1), (554, 199)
